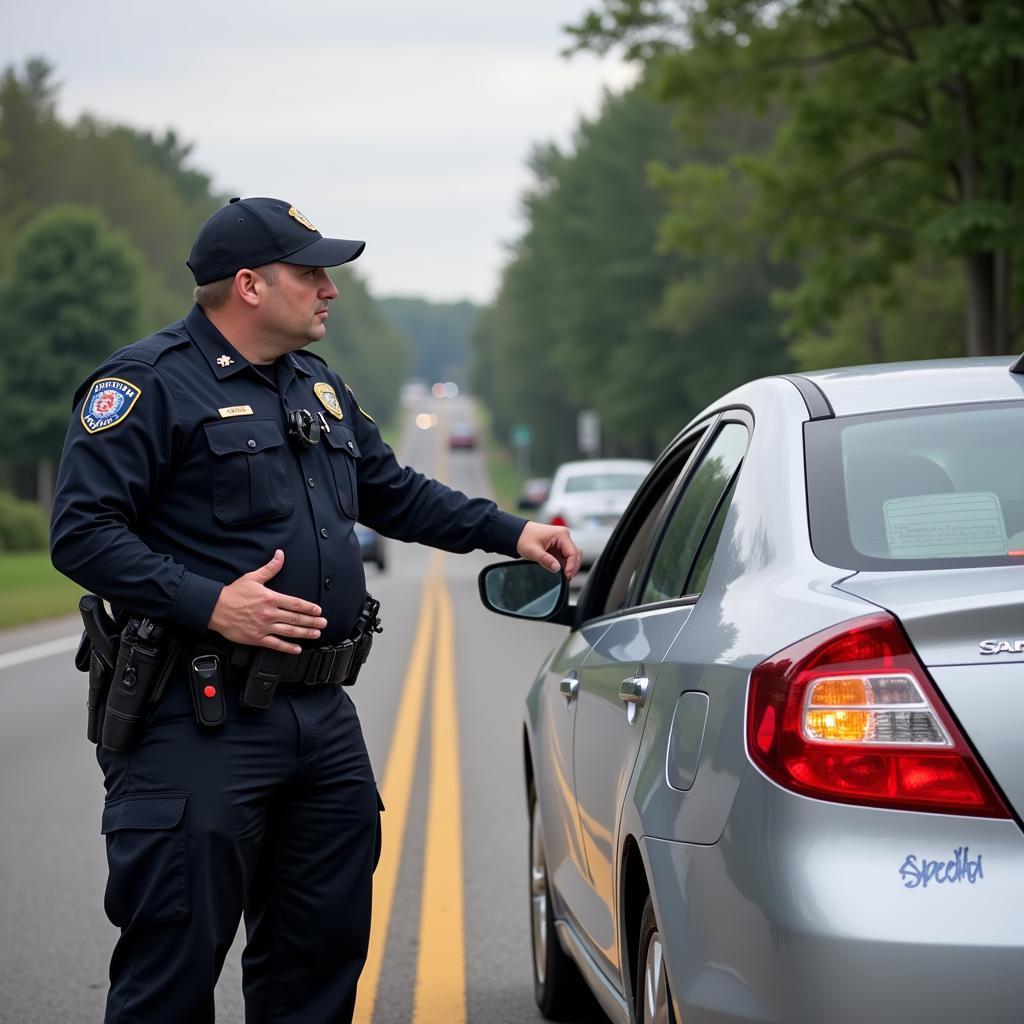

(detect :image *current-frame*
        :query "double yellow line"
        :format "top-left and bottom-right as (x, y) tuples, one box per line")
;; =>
(354, 415), (467, 1024)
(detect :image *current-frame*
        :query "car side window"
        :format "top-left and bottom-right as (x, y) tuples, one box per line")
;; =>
(686, 473), (739, 595)
(639, 423), (748, 606)
(595, 432), (709, 618)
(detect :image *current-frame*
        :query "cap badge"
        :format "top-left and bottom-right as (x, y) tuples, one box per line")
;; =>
(289, 207), (317, 232)
(81, 377), (142, 434)
(216, 355), (233, 367)
(314, 382), (343, 420)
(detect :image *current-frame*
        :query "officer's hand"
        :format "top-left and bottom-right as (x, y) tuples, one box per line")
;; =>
(208, 549), (328, 655)
(516, 521), (582, 580)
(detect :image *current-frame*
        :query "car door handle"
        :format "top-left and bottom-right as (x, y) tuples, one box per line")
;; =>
(619, 675), (649, 707)
(559, 674), (579, 703)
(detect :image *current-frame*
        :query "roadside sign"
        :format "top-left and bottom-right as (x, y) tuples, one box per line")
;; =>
(578, 410), (600, 456)
(510, 424), (532, 448)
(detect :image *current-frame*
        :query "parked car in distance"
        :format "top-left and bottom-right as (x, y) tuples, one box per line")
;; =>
(540, 459), (652, 568)
(354, 523), (385, 571)
(449, 422), (477, 450)
(517, 477), (552, 512)
(479, 356), (1024, 1024)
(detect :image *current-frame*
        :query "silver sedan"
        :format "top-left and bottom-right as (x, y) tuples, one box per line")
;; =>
(480, 356), (1024, 1024)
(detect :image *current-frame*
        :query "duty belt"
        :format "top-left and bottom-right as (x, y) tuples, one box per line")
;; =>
(222, 638), (361, 687)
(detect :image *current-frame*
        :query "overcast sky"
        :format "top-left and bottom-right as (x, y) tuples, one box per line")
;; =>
(2, 1), (635, 303)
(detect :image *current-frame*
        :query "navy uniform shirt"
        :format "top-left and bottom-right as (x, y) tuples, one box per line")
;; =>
(51, 305), (527, 643)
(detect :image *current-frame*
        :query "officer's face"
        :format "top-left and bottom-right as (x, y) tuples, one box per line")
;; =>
(258, 264), (339, 350)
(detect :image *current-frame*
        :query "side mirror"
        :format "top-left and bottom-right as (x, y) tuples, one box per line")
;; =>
(478, 560), (572, 625)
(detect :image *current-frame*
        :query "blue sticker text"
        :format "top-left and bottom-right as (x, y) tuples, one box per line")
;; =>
(898, 847), (983, 889)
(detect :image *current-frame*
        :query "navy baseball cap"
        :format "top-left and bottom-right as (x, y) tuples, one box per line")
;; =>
(187, 197), (365, 285)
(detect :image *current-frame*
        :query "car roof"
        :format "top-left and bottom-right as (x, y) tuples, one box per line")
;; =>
(794, 356), (1024, 417)
(552, 459), (653, 476)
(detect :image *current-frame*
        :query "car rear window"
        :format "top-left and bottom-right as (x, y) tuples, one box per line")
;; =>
(563, 473), (647, 493)
(806, 402), (1024, 569)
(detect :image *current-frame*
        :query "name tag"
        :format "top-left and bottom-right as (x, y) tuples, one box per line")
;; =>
(218, 405), (254, 418)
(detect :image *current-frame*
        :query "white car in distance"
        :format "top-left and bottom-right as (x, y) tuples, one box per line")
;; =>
(540, 458), (653, 568)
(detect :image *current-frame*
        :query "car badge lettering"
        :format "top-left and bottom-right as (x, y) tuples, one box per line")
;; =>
(978, 639), (1024, 655)
(313, 382), (343, 420)
(898, 847), (984, 889)
(81, 377), (142, 434)
(288, 206), (317, 232)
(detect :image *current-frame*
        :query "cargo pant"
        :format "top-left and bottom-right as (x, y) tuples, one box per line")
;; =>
(97, 675), (381, 1023)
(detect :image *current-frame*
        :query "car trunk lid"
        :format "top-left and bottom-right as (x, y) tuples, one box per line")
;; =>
(835, 566), (1024, 819)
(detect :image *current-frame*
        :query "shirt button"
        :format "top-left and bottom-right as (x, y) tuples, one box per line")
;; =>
(324, 577), (333, 589)
(320, 528), (329, 538)
(247, 439), (257, 449)
(307, 477), (315, 487)
(347, 440), (355, 451)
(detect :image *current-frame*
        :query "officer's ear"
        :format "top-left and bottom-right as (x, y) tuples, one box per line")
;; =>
(234, 269), (263, 309)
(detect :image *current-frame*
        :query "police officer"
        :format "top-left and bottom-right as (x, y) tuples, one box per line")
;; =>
(50, 197), (580, 1024)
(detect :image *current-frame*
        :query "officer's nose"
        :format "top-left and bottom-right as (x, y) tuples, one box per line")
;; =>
(318, 270), (339, 301)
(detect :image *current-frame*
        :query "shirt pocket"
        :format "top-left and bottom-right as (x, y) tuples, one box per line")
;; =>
(324, 424), (361, 518)
(101, 793), (190, 927)
(203, 419), (294, 525)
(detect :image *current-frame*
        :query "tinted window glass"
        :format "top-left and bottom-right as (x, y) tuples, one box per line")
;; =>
(686, 474), (739, 595)
(641, 423), (748, 605)
(807, 403), (1024, 569)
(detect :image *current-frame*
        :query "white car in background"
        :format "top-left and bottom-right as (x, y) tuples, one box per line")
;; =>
(541, 459), (652, 568)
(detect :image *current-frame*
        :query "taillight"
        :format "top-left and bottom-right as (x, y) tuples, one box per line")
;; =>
(549, 514), (568, 527)
(747, 612), (1010, 817)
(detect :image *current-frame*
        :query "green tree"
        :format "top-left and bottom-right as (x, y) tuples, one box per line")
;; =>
(378, 297), (481, 385)
(0, 205), (144, 504)
(474, 80), (790, 470)
(0, 59), (221, 328)
(569, 0), (1024, 356)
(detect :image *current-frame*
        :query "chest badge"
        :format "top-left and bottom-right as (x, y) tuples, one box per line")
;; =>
(314, 382), (343, 420)
(81, 377), (142, 434)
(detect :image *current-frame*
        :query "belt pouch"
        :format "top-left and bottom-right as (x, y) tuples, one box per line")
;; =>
(189, 655), (227, 728)
(239, 650), (282, 711)
(101, 641), (162, 752)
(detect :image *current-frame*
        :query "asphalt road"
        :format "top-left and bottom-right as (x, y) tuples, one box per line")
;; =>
(0, 395), (605, 1024)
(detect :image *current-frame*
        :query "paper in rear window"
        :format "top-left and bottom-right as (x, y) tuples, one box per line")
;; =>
(883, 492), (1007, 558)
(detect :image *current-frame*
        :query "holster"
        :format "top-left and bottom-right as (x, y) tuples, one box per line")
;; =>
(75, 598), (180, 752)
(77, 596), (118, 745)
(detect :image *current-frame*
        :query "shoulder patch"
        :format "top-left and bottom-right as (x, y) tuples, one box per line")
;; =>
(344, 384), (375, 423)
(81, 377), (142, 434)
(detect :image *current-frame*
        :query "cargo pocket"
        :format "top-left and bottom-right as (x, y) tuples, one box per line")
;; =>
(325, 425), (361, 518)
(101, 793), (189, 927)
(204, 419), (294, 525)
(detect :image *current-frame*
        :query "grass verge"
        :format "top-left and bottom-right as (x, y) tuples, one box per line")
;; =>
(0, 551), (83, 629)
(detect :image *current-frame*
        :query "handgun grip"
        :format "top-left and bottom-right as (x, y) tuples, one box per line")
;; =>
(79, 595), (118, 670)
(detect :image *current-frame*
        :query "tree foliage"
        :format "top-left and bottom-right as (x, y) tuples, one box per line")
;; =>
(567, 0), (1024, 357)
(0, 205), (144, 463)
(377, 297), (480, 385)
(472, 81), (790, 472)
(0, 59), (409, 499)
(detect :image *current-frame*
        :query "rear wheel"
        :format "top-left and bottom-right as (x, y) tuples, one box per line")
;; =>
(636, 896), (677, 1024)
(529, 786), (593, 1019)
